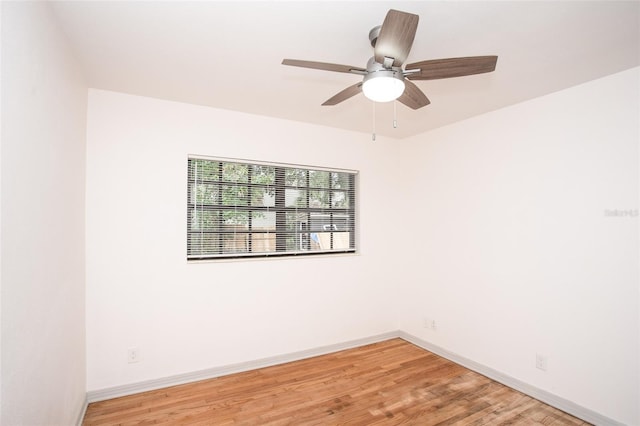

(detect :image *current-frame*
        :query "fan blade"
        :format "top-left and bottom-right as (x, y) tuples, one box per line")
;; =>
(282, 59), (366, 74)
(322, 83), (363, 106)
(397, 80), (430, 110)
(406, 56), (498, 80)
(374, 10), (419, 67)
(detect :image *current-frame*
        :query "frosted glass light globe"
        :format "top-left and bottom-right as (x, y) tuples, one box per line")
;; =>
(362, 75), (405, 103)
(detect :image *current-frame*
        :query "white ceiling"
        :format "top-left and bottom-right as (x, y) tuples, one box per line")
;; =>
(50, 1), (639, 139)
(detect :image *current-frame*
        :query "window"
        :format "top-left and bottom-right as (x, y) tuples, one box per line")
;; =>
(187, 157), (357, 260)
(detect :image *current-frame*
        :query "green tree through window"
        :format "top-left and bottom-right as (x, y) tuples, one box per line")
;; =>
(187, 157), (356, 259)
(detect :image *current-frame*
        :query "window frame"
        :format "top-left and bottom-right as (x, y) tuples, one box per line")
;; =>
(187, 156), (357, 261)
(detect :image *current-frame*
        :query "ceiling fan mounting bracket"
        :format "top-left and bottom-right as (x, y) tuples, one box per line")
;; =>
(403, 68), (421, 75)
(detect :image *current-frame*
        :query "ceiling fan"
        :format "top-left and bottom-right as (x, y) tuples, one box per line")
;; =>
(282, 9), (498, 110)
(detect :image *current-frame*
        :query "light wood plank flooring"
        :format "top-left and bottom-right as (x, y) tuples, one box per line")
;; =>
(83, 338), (591, 425)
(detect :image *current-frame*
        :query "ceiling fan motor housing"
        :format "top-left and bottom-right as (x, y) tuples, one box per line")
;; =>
(366, 56), (399, 72)
(363, 67), (404, 84)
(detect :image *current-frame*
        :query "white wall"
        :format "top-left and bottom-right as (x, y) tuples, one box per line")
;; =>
(0, 2), (636, 422)
(399, 68), (639, 425)
(85, 90), (401, 391)
(84, 58), (638, 425)
(1, 2), (87, 425)
(1, 3), (4, 420)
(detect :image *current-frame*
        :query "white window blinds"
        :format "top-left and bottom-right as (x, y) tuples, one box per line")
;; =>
(187, 157), (357, 260)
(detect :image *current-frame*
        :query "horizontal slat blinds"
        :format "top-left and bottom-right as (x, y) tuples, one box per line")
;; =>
(187, 157), (357, 260)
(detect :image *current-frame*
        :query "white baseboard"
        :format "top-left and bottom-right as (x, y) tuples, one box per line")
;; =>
(397, 331), (624, 426)
(86, 330), (398, 403)
(76, 396), (88, 426)
(85, 330), (623, 426)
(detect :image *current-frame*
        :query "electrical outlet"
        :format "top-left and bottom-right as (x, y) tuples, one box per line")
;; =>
(423, 317), (436, 331)
(535, 353), (547, 371)
(128, 347), (140, 364)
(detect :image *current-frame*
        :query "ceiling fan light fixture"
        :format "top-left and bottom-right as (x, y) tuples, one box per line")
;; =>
(362, 71), (405, 103)
(282, 9), (497, 110)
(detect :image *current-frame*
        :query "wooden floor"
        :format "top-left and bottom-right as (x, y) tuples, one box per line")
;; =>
(83, 339), (591, 425)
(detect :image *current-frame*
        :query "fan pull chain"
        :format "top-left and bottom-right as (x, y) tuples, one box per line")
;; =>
(393, 100), (398, 128)
(372, 101), (376, 141)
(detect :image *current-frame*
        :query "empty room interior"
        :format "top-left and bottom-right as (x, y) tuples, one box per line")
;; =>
(1, 1), (639, 425)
